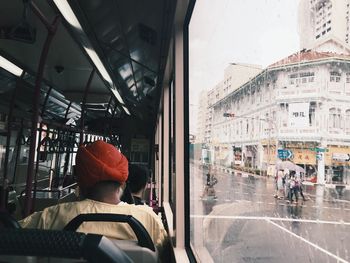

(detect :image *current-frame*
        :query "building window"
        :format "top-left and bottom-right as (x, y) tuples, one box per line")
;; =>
(309, 102), (316, 126)
(316, 34), (320, 39)
(329, 108), (341, 129)
(346, 110), (350, 131)
(280, 103), (288, 127)
(330, 71), (341, 82)
(300, 72), (314, 77)
(346, 73), (350, 83)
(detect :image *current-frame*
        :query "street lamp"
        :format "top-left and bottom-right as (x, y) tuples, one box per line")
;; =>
(223, 113), (278, 171)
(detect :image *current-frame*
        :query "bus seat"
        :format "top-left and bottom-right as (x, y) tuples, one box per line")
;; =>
(64, 213), (158, 263)
(0, 228), (132, 263)
(0, 212), (21, 229)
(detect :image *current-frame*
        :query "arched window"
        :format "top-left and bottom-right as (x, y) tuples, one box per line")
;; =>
(329, 108), (341, 128)
(346, 109), (350, 132)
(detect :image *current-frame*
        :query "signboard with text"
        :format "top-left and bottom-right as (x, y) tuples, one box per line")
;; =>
(288, 102), (309, 128)
(278, 149), (293, 159)
(332, 153), (350, 161)
(292, 149), (316, 165)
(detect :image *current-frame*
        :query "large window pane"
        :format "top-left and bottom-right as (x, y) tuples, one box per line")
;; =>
(189, 1), (350, 262)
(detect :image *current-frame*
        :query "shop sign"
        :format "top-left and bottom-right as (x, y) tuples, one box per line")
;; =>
(332, 153), (350, 161)
(288, 102), (309, 128)
(292, 149), (316, 165)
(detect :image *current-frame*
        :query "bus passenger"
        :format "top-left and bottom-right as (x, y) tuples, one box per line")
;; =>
(121, 164), (150, 205)
(20, 140), (168, 254)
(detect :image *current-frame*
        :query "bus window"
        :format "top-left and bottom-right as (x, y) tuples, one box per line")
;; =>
(190, 1), (350, 262)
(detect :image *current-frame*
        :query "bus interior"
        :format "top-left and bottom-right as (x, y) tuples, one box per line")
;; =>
(0, 0), (194, 262)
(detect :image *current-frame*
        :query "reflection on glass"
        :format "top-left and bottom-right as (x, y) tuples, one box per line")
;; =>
(189, 1), (350, 262)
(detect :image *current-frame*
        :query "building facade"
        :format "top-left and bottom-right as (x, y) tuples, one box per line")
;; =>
(210, 50), (350, 183)
(196, 63), (262, 145)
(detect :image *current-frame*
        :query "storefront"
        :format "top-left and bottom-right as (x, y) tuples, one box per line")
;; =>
(324, 145), (350, 184)
(282, 144), (350, 183)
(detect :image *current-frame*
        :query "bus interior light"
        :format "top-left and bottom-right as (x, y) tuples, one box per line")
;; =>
(0, 55), (23, 76)
(111, 88), (125, 105)
(54, 0), (128, 111)
(122, 106), (131, 115)
(53, 0), (83, 30)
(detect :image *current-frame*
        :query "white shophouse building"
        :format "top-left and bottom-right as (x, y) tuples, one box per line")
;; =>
(211, 50), (350, 184)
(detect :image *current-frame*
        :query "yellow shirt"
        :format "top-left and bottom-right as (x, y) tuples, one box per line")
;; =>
(19, 199), (167, 251)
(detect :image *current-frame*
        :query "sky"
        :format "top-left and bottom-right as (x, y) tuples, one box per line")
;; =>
(189, 0), (300, 133)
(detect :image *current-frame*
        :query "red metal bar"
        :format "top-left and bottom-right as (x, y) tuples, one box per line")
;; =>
(24, 14), (60, 217)
(79, 69), (95, 145)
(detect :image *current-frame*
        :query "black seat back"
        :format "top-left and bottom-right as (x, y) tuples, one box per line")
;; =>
(0, 212), (21, 229)
(0, 229), (132, 263)
(64, 213), (155, 251)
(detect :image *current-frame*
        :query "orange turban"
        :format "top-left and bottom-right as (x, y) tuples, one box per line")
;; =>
(76, 140), (128, 191)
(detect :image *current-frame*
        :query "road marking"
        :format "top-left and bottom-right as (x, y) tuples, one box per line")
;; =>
(190, 214), (350, 226)
(267, 219), (349, 263)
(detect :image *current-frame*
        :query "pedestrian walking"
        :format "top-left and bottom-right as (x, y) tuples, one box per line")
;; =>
(295, 171), (307, 201)
(288, 173), (298, 203)
(283, 169), (290, 199)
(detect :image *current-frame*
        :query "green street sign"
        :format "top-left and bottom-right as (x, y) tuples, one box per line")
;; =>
(309, 147), (328, 152)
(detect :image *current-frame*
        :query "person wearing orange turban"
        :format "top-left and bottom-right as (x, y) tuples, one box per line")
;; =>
(76, 140), (128, 195)
(20, 140), (167, 254)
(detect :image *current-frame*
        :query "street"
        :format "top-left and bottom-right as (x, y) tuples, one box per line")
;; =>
(190, 163), (350, 263)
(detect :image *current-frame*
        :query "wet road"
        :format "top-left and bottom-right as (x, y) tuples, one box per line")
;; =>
(190, 163), (350, 263)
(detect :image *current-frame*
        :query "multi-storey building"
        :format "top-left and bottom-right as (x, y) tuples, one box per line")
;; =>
(196, 63), (262, 145)
(196, 90), (208, 144)
(211, 50), (350, 182)
(299, 0), (350, 53)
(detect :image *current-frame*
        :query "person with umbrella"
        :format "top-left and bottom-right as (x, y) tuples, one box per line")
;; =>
(295, 171), (307, 201)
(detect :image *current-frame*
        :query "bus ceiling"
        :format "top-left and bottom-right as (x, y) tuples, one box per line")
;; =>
(0, 0), (176, 136)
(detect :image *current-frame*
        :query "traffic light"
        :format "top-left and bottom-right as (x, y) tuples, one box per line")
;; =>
(223, 113), (235, 117)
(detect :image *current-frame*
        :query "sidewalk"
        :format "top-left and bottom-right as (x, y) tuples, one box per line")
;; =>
(214, 165), (350, 190)
(303, 181), (350, 190)
(213, 165), (266, 180)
